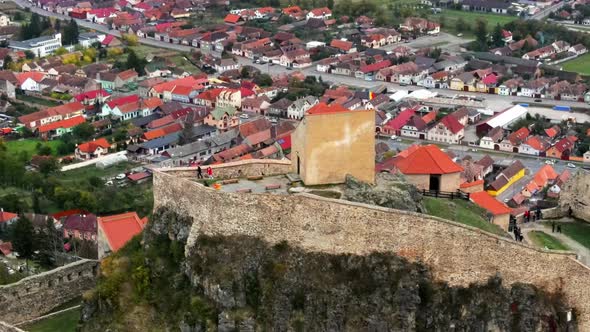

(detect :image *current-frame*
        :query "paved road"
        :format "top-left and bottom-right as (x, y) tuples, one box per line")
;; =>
(527, 1), (565, 21)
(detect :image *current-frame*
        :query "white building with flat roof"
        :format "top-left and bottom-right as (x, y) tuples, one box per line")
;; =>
(9, 33), (62, 57)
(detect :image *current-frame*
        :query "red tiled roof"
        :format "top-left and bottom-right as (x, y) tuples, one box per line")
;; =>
(395, 144), (463, 175)
(544, 126), (560, 138)
(0, 241), (12, 256)
(74, 89), (110, 102)
(306, 102), (350, 115)
(439, 114), (464, 134)
(77, 138), (110, 153)
(16, 71), (45, 85)
(98, 212), (147, 252)
(127, 172), (151, 181)
(508, 127), (530, 145)
(470, 191), (512, 215)
(330, 39), (353, 51)
(384, 108), (415, 131)
(422, 111), (437, 124)
(524, 135), (550, 151)
(38, 116), (85, 133)
(359, 60), (391, 74)
(460, 179), (484, 188)
(0, 211), (17, 223)
(224, 13), (242, 23)
(101, 35), (115, 45)
(106, 94), (139, 109)
(551, 137), (574, 153)
(310, 7), (331, 16)
(143, 123), (182, 140)
(117, 69), (138, 81)
(142, 97), (163, 109)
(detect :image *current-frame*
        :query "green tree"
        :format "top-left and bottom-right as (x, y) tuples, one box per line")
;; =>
(37, 156), (59, 176)
(24, 50), (35, 60)
(2, 55), (12, 70)
(253, 73), (273, 87)
(492, 23), (504, 47)
(0, 194), (27, 213)
(36, 144), (52, 156)
(241, 66), (250, 78)
(474, 19), (488, 51)
(125, 49), (146, 76)
(54, 19), (61, 32)
(456, 17), (466, 33)
(63, 19), (80, 45)
(72, 122), (95, 140)
(327, 0), (334, 9)
(12, 216), (35, 260)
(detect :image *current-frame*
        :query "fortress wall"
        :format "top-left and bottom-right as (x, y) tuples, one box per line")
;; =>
(153, 159), (292, 179)
(0, 259), (98, 325)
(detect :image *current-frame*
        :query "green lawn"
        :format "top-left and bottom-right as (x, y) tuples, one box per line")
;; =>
(4, 138), (63, 157)
(549, 221), (590, 250)
(562, 53), (590, 76)
(423, 197), (507, 236)
(528, 230), (569, 250)
(24, 308), (80, 332)
(430, 10), (518, 36)
(16, 95), (61, 107)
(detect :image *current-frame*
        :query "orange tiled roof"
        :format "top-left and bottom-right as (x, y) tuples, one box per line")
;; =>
(394, 144), (463, 175)
(306, 102), (350, 115)
(470, 191), (512, 215)
(77, 138), (110, 153)
(98, 212), (147, 252)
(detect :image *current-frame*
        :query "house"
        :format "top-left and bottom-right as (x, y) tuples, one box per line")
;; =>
(427, 114), (464, 144)
(19, 101), (84, 129)
(9, 33), (62, 57)
(216, 89), (241, 109)
(486, 160), (525, 196)
(547, 80), (587, 101)
(101, 94), (140, 117)
(475, 105), (528, 136)
(163, 129), (237, 165)
(0, 210), (18, 231)
(287, 96), (319, 119)
(74, 89), (111, 105)
(224, 13), (244, 25)
(291, 103), (375, 185)
(16, 71), (46, 92)
(521, 164), (558, 197)
(450, 72), (476, 91)
(546, 136), (576, 160)
(544, 125), (561, 139)
(282, 6), (305, 20)
(501, 30), (512, 43)
(475, 155), (495, 177)
(75, 138), (111, 160)
(214, 58), (239, 73)
(392, 144), (463, 192)
(97, 212), (147, 259)
(63, 213), (98, 242)
(268, 98), (293, 117)
(568, 44), (587, 56)
(519, 135), (551, 156)
(479, 127), (504, 150)
(38, 115), (85, 139)
(400, 115), (427, 139)
(399, 17), (440, 34)
(520, 78), (549, 98)
(241, 95), (271, 115)
(99, 69), (139, 90)
(381, 108), (415, 136)
(307, 7), (332, 20)
(330, 39), (356, 54)
(204, 106), (239, 131)
(499, 127), (530, 152)
(469, 191), (512, 231)
(461, 0), (511, 14)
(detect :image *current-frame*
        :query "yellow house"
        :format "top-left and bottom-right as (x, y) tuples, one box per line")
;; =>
(450, 72), (476, 92)
(291, 103), (375, 185)
(486, 160), (526, 196)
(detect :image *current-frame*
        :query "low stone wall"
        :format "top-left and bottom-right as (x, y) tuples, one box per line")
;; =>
(0, 259), (98, 325)
(153, 171), (590, 329)
(153, 159), (292, 180)
(0, 322), (24, 332)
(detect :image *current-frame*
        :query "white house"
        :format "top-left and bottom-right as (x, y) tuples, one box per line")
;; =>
(287, 96), (318, 119)
(9, 33), (62, 57)
(306, 7), (332, 20)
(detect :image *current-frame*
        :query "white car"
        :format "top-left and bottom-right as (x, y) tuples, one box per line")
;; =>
(545, 160), (555, 165)
(390, 135), (398, 140)
(239, 113), (249, 119)
(115, 173), (126, 180)
(105, 180), (114, 186)
(566, 163), (576, 168)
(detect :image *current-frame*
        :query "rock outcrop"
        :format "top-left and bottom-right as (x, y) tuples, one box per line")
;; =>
(559, 172), (590, 222)
(343, 173), (424, 212)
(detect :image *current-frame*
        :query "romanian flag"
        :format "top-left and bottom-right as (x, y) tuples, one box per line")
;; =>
(369, 91), (375, 100)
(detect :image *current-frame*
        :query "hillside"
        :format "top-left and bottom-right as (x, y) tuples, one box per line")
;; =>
(80, 207), (575, 332)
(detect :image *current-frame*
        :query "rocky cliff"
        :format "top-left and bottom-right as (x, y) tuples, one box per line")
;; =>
(80, 207), (576, 332)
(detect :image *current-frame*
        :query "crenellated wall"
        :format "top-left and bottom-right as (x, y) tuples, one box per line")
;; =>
(0, 259), (99, 325)
(152, 159), (292, 179)
(153, 169), (590, 329)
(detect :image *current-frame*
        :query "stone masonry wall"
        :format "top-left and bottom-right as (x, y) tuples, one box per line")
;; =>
(0, 321), (24, 332)
(559, 172), (590, 222)
(152, 159), (291, 179)
(153, 170), (590, 329)
(0, 259), (99, 325)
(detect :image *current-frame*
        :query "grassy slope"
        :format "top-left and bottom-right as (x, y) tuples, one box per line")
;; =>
(430, 10), (517, 36)
(4, 139), (62, 157)
(24, 308), (80, 332)
(562, 53), (590, 75)
(16, 95), (61, 107)
(553, 221), (590, 250)
(423, 197), (507, 236)
(528, 230), (569, 250)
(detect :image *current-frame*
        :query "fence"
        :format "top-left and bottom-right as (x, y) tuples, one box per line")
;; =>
(421, 189), (470, 200)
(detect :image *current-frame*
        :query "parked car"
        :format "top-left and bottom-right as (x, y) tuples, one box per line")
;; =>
(239, 113), (249, 119)
(566, 163), (576, 168)
(390, 135), (398, 140)
(115, 173), (126, 180)
(534, 99), (542, 102)
(545, 160), (555, 165)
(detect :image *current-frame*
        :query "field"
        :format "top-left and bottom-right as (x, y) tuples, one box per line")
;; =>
(423, 197), (507, 236)
(429, 10), (518, 36)
(16, 95), (61, 107)
(528, 230), (569, 250)
(24, 308), (80, 332)
(562, 53), (590, 76)
(3, 138), (63, 157)
(56, 161), (140, 184)
(550, 220), (590, 250)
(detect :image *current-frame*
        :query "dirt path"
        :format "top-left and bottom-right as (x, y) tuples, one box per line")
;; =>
(521, 220), (590, 266)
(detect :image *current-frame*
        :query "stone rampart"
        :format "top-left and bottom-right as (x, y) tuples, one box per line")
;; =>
(153, 159), (292, 179)
(559, 172), (590, 222)
(153, 170), (590, 329)
(0, 259), (98, 325)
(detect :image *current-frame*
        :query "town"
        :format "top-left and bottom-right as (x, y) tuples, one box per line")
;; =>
(0, 0), (589, 329)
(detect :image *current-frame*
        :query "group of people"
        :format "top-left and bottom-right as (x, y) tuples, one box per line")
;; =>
(523, 207), (543, 223)
(552, 222), (562, 233)
(196, 166), (213, 179)
(513, 226), (524, 242)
